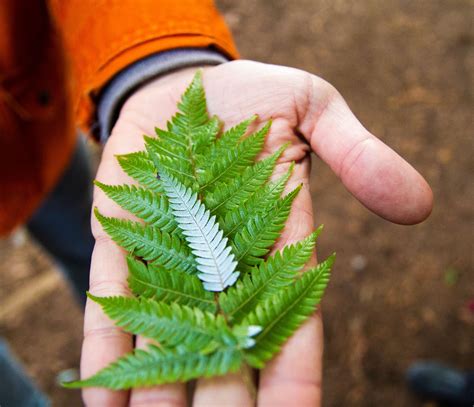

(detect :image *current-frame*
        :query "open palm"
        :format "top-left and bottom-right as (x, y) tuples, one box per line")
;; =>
(83, 61), (432, 406)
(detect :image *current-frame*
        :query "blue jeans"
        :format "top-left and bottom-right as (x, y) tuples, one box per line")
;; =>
(0, 138), (94, 406)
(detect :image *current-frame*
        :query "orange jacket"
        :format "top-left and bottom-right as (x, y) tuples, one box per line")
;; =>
(0, 0), (238, 235)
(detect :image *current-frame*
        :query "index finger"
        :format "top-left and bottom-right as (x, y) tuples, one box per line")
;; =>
(258, 158), (324, 406)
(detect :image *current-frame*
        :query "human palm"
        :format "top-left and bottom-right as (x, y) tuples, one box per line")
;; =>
(83, 61), (432, 406)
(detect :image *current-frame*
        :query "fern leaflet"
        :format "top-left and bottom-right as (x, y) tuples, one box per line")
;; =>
(243, 257), (334, 368)
(159, 171), (239, 291)
(65, 345), (243, 389)
(94, 208), (196, 274)
(127, 257), (215, 312)
(220, 230), (322, 322)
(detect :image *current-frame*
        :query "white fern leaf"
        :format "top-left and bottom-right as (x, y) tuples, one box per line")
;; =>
(159, 170), (239, 291)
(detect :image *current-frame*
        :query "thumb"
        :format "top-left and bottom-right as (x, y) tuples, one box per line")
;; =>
(297, 75), (433, 225)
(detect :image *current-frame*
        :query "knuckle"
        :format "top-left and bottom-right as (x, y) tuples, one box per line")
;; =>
(83, 325), (126, 340)
(88, 278), (131, 298)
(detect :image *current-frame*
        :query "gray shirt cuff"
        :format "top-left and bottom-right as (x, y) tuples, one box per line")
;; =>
(95, 48), (229, 143)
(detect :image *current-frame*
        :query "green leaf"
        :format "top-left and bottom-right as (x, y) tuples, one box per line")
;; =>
(117, 151), (162, 193)
(168, 70), (209, 137)
(198, 121), (270, 191)
(159, 171), (239, 291)
(220, 229), (322, 322)
(242, 255), (334, 368)
(127, 257), (216, 312)
(94, 208), (196, 274)
(88, 294), (234, 352)
(146, 140), (195, 188)
(94, 181), (178, 234)
(205, 145), (286, 215)
(192, 116), (221, 153)
(220, 162), (294, 237)
(64, 345), (242, 390)
(232, 185), (302, 271)
(69, 71), (335, 390)
(197, 115), (257, 171)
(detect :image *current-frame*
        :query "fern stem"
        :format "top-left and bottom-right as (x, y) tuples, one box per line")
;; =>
(240, 362), (257, 403)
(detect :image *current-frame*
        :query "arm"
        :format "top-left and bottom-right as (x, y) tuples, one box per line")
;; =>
(48, 0), (238, 132)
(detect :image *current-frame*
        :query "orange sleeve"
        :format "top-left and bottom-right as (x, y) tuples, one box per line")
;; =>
(47, 0), (239, 131)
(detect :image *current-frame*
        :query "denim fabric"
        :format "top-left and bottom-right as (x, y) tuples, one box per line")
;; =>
(0, 340), (50, 407)
(0, 138), (94, 406)
(27, 137), (94, 305)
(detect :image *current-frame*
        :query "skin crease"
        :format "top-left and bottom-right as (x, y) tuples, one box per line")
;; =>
(82, 61), (433, 406)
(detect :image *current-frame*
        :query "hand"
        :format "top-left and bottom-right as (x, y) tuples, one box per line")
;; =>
(83, 61), (433, 406)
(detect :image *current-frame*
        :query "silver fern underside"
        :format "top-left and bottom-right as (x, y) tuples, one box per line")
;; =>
(159, 170), (239, 291)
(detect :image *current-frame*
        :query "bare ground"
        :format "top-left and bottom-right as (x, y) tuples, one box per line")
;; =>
(0, 1), (472, 406)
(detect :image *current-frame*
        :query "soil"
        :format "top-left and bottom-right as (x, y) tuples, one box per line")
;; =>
(0, 1), (472, 406)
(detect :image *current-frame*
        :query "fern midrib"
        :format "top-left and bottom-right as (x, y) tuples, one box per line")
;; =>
(227, 256), (296, 319)
(251, 269), (325, 346)
(235, 204), (288, 262)
(115, 225), (193, 267)
(209, 183), (242, 214)
(159, 160), (195, 180)
(175, 186), (226, 290)
(224, 178), (287, 238)
(131, 275), (214, 305)
(155, 144), (192, 163)
(199, 143), (252, 191)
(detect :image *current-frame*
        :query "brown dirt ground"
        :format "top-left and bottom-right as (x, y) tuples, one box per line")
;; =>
(0, 1), (473, 406)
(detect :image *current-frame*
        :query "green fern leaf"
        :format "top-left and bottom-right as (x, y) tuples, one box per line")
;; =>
(146, 141), (195, 188)
(127, 257), (216, 312)
(242, 255), (334, 368)
(159, 171), (239, 291)
(197, 115), (256, 171)
(168, 70), (209, 138)
(220, 229), (322, 322)
(232, 185), (302, 270)
(198, 121), (270, 191)
(220, 162), (294, 237)
(64, 345), (242, 390)
(88, 294), (234, 352)
(94, 181), (178, 234)
(94, 208), (196, 274)
(66, 71), (335, 390)
(204, 145), (286, 215)
(192, 116), (221, 153)
(117, 151), (162, 193)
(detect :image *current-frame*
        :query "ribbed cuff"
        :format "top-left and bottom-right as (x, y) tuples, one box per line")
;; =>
(95, 48), (229, 143)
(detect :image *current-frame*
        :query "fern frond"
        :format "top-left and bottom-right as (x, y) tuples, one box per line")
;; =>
(66, 71), (335, 391)
(94, 208), (196, 274)
(242, 256), (334, 368)
(197, 115), (257, 171)
(127, 257), (216, 312)
(205, 146), (286, 215)
(192, 116), (221, 153)
(117, 151), (162, 193)
(64, 345), (242, 390)
(159, 171), (239, 291)
(198, 121), (270, 191)
(88, 294), (233, 352)
(146, 142), (195, 188)
(145, 133), (190, 164)
(232, 185), (302, 270)
(220, 229), (322, 322)
(220, 162), (295, 237)
(94, 182), (178, 234)
(168, 70), (209, 140)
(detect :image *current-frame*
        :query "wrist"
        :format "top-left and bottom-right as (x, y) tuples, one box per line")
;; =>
(96, 48), (229, 143)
